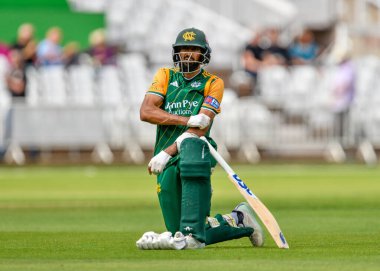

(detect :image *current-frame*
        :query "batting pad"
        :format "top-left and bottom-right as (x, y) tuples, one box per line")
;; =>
(179, 138), (212, 243)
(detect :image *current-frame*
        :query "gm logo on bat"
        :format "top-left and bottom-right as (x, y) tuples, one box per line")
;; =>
(232, 174), (257, 199)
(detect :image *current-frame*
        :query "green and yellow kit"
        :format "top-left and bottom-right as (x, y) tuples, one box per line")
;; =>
(147, 67), (223, 156)
(145, 67), (252, 244)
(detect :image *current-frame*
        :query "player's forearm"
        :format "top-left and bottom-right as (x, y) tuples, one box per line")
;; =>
(186, 127), (209, 137)
(164, 143), (178, 156)
(140, 106), (188, 126)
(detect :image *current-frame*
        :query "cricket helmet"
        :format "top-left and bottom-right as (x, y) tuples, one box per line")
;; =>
(172, 27), (211, 73)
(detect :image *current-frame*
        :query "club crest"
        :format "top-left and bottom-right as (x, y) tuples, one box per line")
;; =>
(191, 81), (202, 88)
(183, 31), (196, 41)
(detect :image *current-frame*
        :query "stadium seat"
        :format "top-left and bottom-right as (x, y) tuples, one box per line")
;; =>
(25, 66), (40, 106)
(364, 107), (380, 147)
(97, 66), (123, 106)
(106, 0), (251, 69)
(0, 55), (11, 109)
(38, 66), (67, 106)
(211, 89), (240, 160)
(236, 97), (276, 162)
(67, 65), (96, 106)
(122, 102), (156, 164)
(257, 65), (290, 109)
(0, 107), (7, 150)
(118, 53), (149, 104)
(285, 65), (319, 117)
(0, 55), (9, 79)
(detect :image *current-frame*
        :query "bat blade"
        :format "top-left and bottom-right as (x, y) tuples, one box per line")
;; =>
(227, 173), (289, 249)
(200, 136), (289, 249)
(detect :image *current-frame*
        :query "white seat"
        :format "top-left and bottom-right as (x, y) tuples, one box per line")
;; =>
(237, 97), (274, 146)
(119, 53), (150, 104)
(210, 88), (239, 154)
(364, 107), (380, 146)
(97, 66), (123, 106)
(257, 66), (290, 108)
(67, 65), (95, 105)
(38, 66), (67, 106)
(0, 85), (11, 109)
(122, 102), (155, 163)
(127, 102), (155, 149)
(0, 55), (9, 79)
(25, 66), (40, 106)
(285, 65), (319, 116)
(107, 0), (251, 69)
(0, 56), (11, 108)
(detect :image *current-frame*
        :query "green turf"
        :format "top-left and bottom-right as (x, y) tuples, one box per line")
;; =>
(0, 164), (379, 271)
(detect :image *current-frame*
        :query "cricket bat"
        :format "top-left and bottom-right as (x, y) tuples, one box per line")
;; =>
(200, 137), (289, 249)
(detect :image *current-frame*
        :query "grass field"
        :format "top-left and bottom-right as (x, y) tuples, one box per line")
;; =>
(0, 164), (379, 271)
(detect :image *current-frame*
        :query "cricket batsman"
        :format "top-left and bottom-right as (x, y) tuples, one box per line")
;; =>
(137, 27), (264, 250)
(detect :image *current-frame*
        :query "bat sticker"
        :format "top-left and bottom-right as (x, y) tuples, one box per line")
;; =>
(280, 232), (287, 245)
(232, 174), (257, 199)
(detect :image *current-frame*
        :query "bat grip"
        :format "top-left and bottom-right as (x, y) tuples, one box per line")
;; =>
(200, 137), (235, 175)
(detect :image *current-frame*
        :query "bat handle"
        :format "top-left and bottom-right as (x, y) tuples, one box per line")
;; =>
(200, 136), (235, 175)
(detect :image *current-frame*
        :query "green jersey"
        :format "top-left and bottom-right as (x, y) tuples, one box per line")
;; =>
(146, 67), (224, 156)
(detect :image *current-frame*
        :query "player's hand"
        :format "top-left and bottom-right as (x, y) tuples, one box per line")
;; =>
(187, 113), (210, 129)
(148, 151), (172, 175)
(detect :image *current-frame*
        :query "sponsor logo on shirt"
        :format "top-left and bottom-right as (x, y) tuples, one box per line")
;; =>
(165, 100), (199, 116)
(204, 96), (220, 109)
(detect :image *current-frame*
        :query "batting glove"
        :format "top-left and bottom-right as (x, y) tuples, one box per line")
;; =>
(148, 150), (172, 175)
(175, 132), (199, 153)
(136, 231), (159, 249)
(187, 113), (210, 129)
(136, 231), (186, 250)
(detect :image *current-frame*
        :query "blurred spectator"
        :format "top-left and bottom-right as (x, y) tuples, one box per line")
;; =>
(330, 43), (356, 140)
(242, 31), (264, 80)
(36, 27), (63, 66)
(242, 28), (290, 95)
(11, 23), (37, 67)
(63, 41), (80, 68)
(87, 28), (117, 67)
(260, 28), (290, 67)
(6, 49), (27, 101)
(0, 41), (10, 61)
(243, 28), (290, 74)
(289, 29), (319, 65)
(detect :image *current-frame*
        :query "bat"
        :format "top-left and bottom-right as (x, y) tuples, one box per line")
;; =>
(200, 137), (289, 249)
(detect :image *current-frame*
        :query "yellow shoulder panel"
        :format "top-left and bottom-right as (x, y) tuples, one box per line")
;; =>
(147, 68), (170, 97)
(202, 75), (224, 114)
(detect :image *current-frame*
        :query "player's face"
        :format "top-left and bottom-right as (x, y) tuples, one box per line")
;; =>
(178, 46), (202, 73)
(179, 46), (202, 61)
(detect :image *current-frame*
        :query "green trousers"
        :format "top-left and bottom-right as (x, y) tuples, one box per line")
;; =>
(156, 138), (253, 245)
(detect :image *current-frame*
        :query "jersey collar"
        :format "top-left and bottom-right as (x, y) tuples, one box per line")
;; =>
(182, 68), (203, 81)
